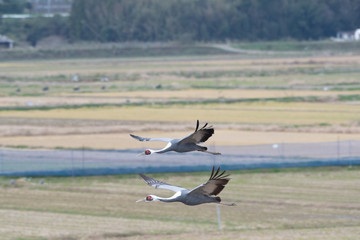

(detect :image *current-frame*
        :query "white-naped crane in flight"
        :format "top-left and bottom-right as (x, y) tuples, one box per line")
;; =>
(130, 120), (221, 155)
(136, 166), (235, 206)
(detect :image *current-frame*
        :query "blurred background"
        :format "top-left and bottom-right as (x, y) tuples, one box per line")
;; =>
(0, 0), (360, 240)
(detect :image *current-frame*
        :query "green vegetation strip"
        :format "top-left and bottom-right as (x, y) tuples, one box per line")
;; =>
(0, 45), (232, 61)
(233, 41), (360, 52)
(0, 95), (344, 112)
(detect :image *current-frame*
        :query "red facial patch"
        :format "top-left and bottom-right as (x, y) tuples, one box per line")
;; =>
(145, 150), (151, 155)
(146, 195), (153, 201)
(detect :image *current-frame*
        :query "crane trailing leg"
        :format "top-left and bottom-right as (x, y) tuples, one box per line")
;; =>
(196, 145), (221, 155)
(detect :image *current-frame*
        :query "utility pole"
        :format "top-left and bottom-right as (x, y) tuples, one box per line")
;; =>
(82, 146), (85, 173)
(216, 205), (222, 230)
(71, 150), (74, 177)
(337, 136), (340, 162)
(348, 140), (352, 167)
(0, 151), (2, 174)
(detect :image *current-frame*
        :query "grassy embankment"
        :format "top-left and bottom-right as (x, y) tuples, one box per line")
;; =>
(0, 166), (359, 240)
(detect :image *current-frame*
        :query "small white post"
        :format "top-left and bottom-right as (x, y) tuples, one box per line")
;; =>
(348, 140), (352, 167)
(337, 136), (340, 161)
(71, 150), (74, 177)
(82, 146), (85, 173)
(0, 150), (2, 174)
(216, 205), (222, 230)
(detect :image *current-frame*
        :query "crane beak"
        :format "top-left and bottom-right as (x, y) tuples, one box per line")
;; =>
(136, 198), (145, 203)
(137, 152), (145, 157)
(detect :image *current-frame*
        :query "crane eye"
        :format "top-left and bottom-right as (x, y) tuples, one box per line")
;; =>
(146, 196), (153, 201)
(145, 150), (151, 155)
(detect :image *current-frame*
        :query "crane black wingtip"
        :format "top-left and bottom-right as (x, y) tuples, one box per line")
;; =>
(202, 122), (208, 129)
(210, 166), (215, 179)
(130, 134), (145, 141)
(209, 166), (230, 180)
(139, 173), (155, 186)
(139, 173), (147, 180)
(195, 120), (200, 132)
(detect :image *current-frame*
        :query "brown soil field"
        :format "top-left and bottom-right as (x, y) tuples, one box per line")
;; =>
(1, 55), (360, 77)
(1, 130), (360, 150)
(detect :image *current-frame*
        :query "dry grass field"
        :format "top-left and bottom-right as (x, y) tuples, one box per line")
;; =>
(2, 130), (360, 149)
(0, 166), (359, 240)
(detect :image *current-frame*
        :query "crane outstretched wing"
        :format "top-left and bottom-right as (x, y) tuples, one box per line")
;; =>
(178, 120), (214, 144)
(130, 134), (172, 143)
(188, 166), (230, 196)
(139, 173), (187, 192)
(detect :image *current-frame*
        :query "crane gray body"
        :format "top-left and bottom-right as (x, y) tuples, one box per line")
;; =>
(155, 139), (206, 153)
(157, 189), (220, 206)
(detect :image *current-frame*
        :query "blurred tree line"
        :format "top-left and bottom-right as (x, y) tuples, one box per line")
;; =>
(0, 0), (31, 14)
(1, 0), (360, 46)
(0, 0), (69, 46)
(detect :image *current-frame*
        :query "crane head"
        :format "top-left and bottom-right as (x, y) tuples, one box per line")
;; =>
(136, 149), (152, 156)
(146, 195), (154, 201)
(136, 195), (158, 203)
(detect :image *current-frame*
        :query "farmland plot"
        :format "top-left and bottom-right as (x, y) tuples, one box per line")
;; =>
(0, 44), (360, 240)
(0, 167), (359, 240)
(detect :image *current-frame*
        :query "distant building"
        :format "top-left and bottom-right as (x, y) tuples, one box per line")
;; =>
(0, 35), (14, 49)
(1, 0), (72, 19)
(336, 31), (355, 40)
(333, 28), (360, 41)
(2, 13), (69, 19)
(356, 29), (360, 40)
(28, 0), (73, 14)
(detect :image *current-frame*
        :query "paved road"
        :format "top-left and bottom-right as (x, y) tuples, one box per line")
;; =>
(1, 141), (359, 176)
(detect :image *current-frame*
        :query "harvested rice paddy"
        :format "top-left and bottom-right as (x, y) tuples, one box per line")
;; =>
(0, 166), (359, 240)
